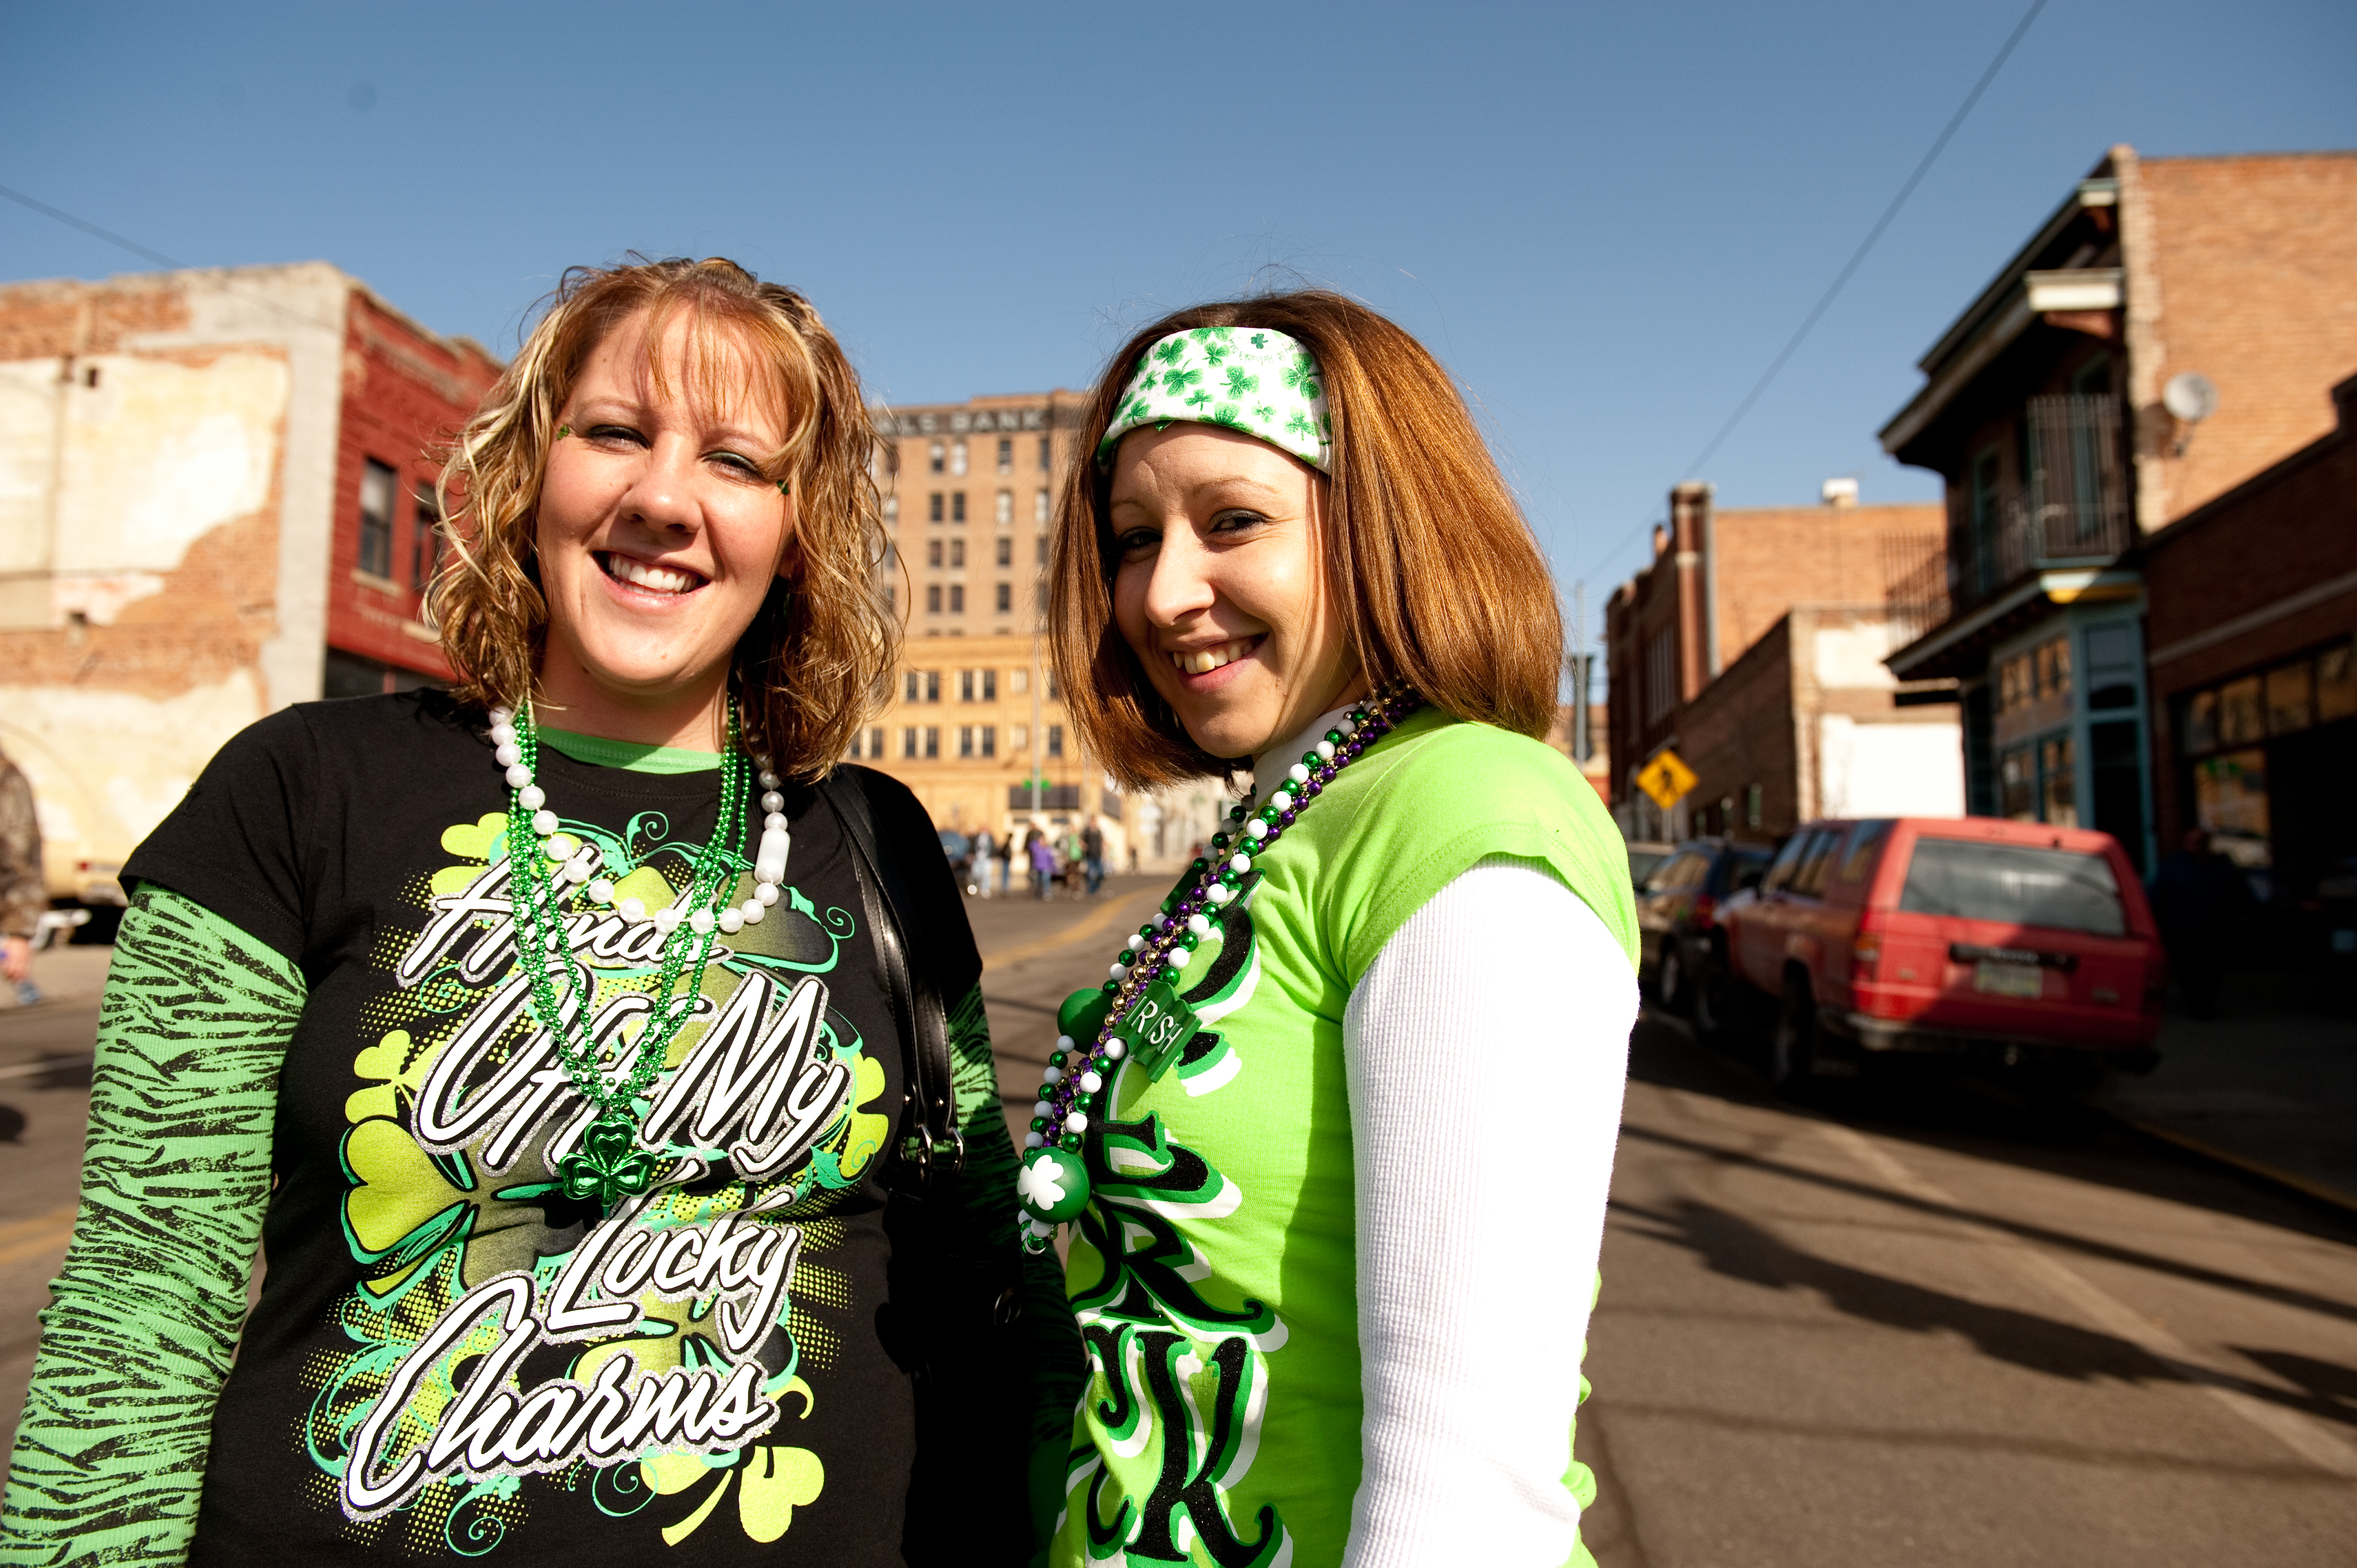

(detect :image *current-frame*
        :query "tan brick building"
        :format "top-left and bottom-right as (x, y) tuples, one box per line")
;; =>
(0, 264), (498, 903)
(1604, 481), (1946, 840)
(1881, 146), (2357, 872)
(858, 393), (1228, 869)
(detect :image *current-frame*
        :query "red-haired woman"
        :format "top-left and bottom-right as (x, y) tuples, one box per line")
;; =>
(1022, 294), (1639, 1567)
(3, 258), (1075, 1565)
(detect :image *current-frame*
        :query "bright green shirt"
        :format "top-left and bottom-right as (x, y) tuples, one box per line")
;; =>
(1049, 708), (1636, 1567)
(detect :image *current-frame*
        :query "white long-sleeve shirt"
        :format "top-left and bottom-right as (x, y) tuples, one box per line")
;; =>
(1251, 708), (1635, 1564)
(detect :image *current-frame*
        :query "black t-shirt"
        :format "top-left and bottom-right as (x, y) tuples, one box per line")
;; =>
(123, 691), (979, 1565)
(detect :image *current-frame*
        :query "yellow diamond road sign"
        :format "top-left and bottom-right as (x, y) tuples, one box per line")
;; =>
(1636, 748), (1699, 811)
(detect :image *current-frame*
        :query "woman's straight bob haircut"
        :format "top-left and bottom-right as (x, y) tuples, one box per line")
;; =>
(1049, 290), (1563, 790)
(428, 256), (894, 781)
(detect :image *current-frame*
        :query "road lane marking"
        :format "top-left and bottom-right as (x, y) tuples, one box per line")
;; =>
(981, 887), (1164, 973)
(1814, 1116), (2357, 1478)
(0, 1206), (78, 1268)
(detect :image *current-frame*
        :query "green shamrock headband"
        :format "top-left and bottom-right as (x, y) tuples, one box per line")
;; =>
(1095, 326), (1332, 474)
(553, 425), (790, 495)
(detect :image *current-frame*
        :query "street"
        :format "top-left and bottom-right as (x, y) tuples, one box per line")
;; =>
(5, 888), (2357, 1562)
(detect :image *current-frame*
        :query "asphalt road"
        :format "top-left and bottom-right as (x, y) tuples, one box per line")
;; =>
(7, 887), (2356, 1564)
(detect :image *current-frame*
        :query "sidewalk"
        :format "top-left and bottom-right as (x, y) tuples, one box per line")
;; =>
(2096, 973), (2357, 1214)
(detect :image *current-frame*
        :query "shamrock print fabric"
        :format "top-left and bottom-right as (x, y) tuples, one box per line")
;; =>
(1095, 327), (1332, 473)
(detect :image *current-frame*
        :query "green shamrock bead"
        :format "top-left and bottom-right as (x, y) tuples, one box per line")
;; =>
(1016, 1146), (1092, 1223)
(1058, 987), (1115, 1042)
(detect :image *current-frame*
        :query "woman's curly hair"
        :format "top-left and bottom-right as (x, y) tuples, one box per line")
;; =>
(426, 256), (894, 780)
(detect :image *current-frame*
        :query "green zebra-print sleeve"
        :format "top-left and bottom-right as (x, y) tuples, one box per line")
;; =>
(944, 984), (1085, 1557)
(1, 886), (301, 1564)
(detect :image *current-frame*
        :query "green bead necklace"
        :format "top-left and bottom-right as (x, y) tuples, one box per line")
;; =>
(1013, 690), (1421, 1251)
(496, 698), (757, 1208)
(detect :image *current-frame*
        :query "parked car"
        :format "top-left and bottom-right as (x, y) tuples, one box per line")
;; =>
(1721, 817), (2165, 1089)
(936, 829), (972, 886)
(1635, 837), (1773, 1019)
(1625, 839), (1676, 890)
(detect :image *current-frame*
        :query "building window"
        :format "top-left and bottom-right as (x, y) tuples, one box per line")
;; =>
(1037, 584), (1049, 616)
(959, 726), (975, 759)
(929, 492), (944, 523)
(995, 489), (1013, 525)
(950, 440), (969, 476)
(952, 492), (967, 524)
(358, 458), (398, 580)
(903, 669), (940, 703)
(926, 584), (943, 615)
(980, 725), (997, 758)
(927, 539), (944, 569)
(924, 726), (940, 759)
(1047, 724), (1064, 758)
(948, 584), (964, 613)
(995, 537), (1013, 568)
(1038, 436), (1051, 471)
(949, 539), (965, 569)
(867, 726), (883, 758)
(1012, 723), (1029, 750)
(929, 442), (945, 474)
(901, 726), (918, 759)
(996, 582), (1012, 614)
(1047, 668), (1061, 700)
(1035, 489), (1051, 524)
(410, 485), (440, 590)
(1010, 668), (1029, 695)
(997, 437), (1013, 473)
(1037, 534), (1049, 565)
(883, 584), (895, 611)
(958, 668), (996, 703)
(883, 495), (898, 520)
(2041, 735), (2078, 826)
(1643, 628), (1676, 724)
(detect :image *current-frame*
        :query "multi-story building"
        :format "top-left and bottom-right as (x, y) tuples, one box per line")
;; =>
(1880, 146), (2357, 872)
(1605, 479), (1947, 840)
(2140, 373), (2356, 945)
(0, 263), (499, 902)
(863, 391), (1201, 862)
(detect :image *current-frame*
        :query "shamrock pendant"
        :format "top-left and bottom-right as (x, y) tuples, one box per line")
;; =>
(1015, 1146), (1092, 1225)
(558, 1112), (658, 1206)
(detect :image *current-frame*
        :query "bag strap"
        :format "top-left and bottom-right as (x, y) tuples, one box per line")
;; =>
(816, 766), (960, 1185)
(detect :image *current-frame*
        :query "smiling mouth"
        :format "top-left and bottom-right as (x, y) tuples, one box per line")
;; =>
(1172, 637), (1258, 676)
(597, 551), (706, 596)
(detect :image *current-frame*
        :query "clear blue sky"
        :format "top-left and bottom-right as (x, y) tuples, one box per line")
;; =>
(6, 0), (2353, 639)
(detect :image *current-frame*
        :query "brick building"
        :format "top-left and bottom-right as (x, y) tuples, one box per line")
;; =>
(1604, 480), (1946, 840)
(1881, 146), (2357, 872)
(2140, 373), (2356, 943)
(0, 264), (498, 902)
(859, 392), (1229, 869)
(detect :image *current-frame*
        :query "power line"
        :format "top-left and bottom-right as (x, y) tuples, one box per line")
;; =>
(0, 181), (346, 337)
(1573, 0), (2050, 585)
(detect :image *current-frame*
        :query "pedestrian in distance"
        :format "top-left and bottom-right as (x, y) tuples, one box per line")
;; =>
(1028, 828), (1056, 901)
(972, 823), (998, 898)
(1, 257), (1078, 1566)
(1023, 292), (1638, 1566)
(1080, 817), (1107, 898)
(0, 742), (43, 1005)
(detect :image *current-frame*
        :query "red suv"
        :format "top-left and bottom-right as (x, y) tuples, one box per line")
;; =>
(1721, 817), (2164, 1089)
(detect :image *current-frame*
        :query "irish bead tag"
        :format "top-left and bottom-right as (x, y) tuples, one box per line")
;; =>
(1121, 977), (1201, 1083)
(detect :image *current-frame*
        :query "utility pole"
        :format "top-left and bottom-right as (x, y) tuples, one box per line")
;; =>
(1570, 581), (1593, 764)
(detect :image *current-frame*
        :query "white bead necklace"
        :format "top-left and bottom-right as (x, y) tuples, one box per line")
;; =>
(488, 703), (790, 936)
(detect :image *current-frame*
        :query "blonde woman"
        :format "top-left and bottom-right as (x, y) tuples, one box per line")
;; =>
(3, 258), (1077, 1565)
(1022, 293), (1638, 1566)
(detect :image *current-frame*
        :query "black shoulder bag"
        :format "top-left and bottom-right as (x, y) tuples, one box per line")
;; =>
(815, 767), (1032, 1564)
